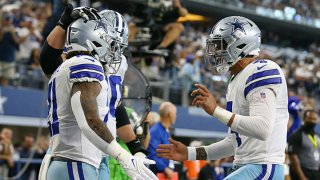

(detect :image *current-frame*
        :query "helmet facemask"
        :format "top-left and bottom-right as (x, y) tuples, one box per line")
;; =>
(205, 36), (233, 74)
(107, 38), (122, 74)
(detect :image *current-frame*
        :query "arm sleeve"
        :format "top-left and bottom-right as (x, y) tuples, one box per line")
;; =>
(39, 40), (63, 75)
(204, 135), (234, 160)
(230, 88), (276, 141)
(116, 103), (131, 129)
(287, 132), (302, 155)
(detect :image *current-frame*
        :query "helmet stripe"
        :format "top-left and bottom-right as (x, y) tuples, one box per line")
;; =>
(120, 19), (125, 36)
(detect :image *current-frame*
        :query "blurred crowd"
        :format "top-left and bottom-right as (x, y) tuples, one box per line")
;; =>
(242, 0), (320, 19)
(0, 0), (51, 88)
(0, 127), (49, 180)
(215, 0), (320, 26)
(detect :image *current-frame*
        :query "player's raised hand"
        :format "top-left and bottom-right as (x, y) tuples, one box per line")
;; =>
(157, 138), (188, 161)
(71, 7), (101, 20)
(191, 84), (217, 115)
(117, 151), (158, 180)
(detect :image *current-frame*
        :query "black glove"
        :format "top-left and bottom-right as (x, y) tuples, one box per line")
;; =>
(57, 4), (101, 30)
(57, 4), (75, 30)
(72, 7), (101, 20)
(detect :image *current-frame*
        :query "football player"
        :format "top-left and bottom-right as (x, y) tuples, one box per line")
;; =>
(157, 16), (289, 180)
(38, 5), (157, 180)
(97, 10), (155, 180)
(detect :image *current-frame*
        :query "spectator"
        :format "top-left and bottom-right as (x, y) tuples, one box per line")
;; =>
(147, 102), (177, 178)
(18, 134), (35, 180)
(141, 112), (160, 149)
(146, 111), (160, 128)
(34, 135), (49, 179)
(178, 54), (196, 106)
(287, 94), (303, 138)
(198, 160), (225, 180)
(16, 16), (42, 67)
(294, 56), (318, 96)
(154, 0), (188, 50)
(0, 12), (27, 86)
(288, 109), (320, 180)
(0, 128), (14, 178)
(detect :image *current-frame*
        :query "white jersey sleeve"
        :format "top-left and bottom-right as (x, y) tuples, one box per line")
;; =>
(204, 132), (235, 160)
(243, 59), (283, 99)
(68, 55), (105, 84)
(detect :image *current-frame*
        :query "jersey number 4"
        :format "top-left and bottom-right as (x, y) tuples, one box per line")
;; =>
(227, 101), (242, 147)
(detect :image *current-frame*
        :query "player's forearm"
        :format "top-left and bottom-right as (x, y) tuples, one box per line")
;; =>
(231, 115), (272, 141)
(47, 25), (67, 49)
(75, 84), (114, 144)
(71, 91), (131, 159)
(117, 125), (136, 143)
(232, 89), (276, 140)
(188, 137), (234, 160)
(289, 155), (307, 179)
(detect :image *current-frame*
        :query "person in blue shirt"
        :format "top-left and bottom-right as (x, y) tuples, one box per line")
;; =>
(287, 95), (303, 139)
(147, 102), (177, 179)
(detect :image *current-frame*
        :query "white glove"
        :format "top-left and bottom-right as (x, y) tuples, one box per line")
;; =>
(134, 152), (159, 180)
(117, 151), (158, 180)
(106, 140), (158, 180)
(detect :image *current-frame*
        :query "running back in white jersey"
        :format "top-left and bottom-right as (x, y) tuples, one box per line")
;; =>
(47, 55), (109, 168)
(105, 55), (128, 137)
(226, 59), (289, 165)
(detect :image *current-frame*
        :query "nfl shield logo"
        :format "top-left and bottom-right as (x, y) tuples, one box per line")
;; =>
(260, 92), (266, 99)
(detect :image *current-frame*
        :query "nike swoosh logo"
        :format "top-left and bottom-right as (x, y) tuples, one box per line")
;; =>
(131, 159), (137, 167)
(257, 64), (267, 70)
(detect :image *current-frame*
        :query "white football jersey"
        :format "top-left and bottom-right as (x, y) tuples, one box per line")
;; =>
(226, 59), (289, 165)
(47, 55), (109, 168)
(105, 55), (128, 136)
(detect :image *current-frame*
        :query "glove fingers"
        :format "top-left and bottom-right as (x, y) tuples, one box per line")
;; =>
(142, 166), (158, 180)
(135, 174), (143, 180)
(143, 159), (156, 165)
(81, 8), (95, 20)
(89, 8), (102, 20)
(66, 4), (73, 14)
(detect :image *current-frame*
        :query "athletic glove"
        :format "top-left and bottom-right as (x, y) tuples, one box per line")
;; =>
(117, 150), (158, 180)
(57, 4), (101, 30)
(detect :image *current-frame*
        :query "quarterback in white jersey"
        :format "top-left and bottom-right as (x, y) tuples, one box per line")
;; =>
(157, 16), (288, 180)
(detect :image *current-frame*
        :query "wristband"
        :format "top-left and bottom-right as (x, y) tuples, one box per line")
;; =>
(106, 139), (126, 159)
(187, 147), (196, 160)
(212, 106), (234, 125)
(126, 137), (148, 155)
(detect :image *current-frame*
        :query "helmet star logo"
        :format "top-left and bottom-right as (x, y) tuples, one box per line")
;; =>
(94, 20), (108, 32)
(226, 18), (248, 34)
